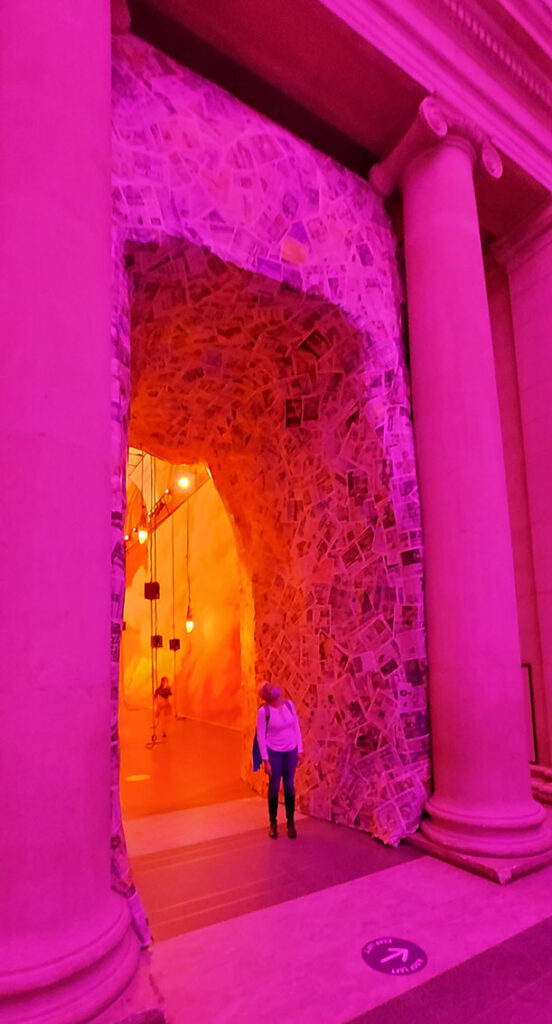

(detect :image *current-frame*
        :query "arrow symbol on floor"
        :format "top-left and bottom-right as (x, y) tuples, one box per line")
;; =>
(380, 947), (410, 964)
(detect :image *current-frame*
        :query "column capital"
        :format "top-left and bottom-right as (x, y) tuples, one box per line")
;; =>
(369, 96), (503, 198)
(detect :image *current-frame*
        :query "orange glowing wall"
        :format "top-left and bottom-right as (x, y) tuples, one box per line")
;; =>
(122, 474), (243, 730)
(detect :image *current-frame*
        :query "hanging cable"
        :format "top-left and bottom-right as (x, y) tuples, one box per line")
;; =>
(186, 498), (190, 602)
(120, 448), (151, 713)
(171, 512), (176, 644)
(170, 511), (179, 713)
(146, 452), (158, 747)
(185, 496), (194, 633)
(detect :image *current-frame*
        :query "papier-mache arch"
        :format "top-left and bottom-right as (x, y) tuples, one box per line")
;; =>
(109, 34), (430, 927)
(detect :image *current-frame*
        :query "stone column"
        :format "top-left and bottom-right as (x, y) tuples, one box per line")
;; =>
(0, 4), (139, 1023)
(493, 205), (552, 770)
(370, 99), (551, 858)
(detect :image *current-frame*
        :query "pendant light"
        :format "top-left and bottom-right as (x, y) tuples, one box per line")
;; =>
(185, 496), (195, 633)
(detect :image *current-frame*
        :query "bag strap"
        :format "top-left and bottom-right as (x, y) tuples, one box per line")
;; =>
(261, 700), (293, 736)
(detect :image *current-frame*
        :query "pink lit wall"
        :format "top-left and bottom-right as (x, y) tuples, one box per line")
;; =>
(486, 257), (547, 762)
(122, 472), (242, 730)
(498, 216), (552, 765)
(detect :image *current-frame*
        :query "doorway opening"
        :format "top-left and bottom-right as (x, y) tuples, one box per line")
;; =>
(119, 448), (254, 823)
(113, 239), (429, 941)
(119, 236), (429, 846)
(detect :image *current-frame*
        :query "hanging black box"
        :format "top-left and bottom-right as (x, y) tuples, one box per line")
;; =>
(151, 634), (163, 648)
(144, 581), (160, 600)
(169, 638), (181, 651)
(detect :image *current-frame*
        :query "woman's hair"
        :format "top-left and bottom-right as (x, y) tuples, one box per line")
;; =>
(258, 680), (277, 702)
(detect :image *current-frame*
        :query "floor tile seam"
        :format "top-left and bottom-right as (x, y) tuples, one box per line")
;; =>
(128, 823), (270, 853)
(154, 885), (292, 928)
(137, 860), (420, 921)
(151, 854), (435, 951)
(153, 891), (288, 930)
(126, 807), (303, 831)
(131, 848), (260, 868)
(127, 818), (347, 863)
(123, 800), (255, 823)
(124, 797), (264, 829)
(145, 870), (292, 915)
(130, 840), (390, 873)
(144, 822), (272, 848)
(152, 881), (295, 929)
(141, 862), (422, 931)
(131, 839), (268, 872)
(128, 819), (411, 853)
(131, 840), (420, 883)
(134, 855), (427, 936)
(128, 823), (268, 856)
(124, 804), (254, 823)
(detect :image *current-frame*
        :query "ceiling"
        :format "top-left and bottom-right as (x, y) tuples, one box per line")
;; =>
(129, 0), (548, 240)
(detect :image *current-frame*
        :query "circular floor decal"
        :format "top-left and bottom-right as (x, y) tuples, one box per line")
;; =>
(362, 937), (428, 976)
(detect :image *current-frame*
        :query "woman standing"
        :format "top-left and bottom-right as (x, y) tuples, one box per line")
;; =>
(256, 681), (303, 839)
(154, 675), (173, 738)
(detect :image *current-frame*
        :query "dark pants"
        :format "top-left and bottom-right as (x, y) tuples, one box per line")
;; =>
(267, 746), (297, 812)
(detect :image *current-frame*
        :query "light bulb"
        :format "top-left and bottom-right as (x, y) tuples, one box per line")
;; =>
(124, 534), (130, 541)
(185, 600), (194, 633)
(178, 476), (191, 490)
(137, 527), (148, 544)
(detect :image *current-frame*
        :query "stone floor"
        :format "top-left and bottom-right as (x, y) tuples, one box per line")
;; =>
(119, 706), (250, 820)
(116, 713), (552, 1024)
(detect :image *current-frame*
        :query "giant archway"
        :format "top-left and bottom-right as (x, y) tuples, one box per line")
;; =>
(110, 32), (430, 935)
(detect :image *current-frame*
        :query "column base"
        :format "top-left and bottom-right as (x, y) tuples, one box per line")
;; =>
(407, 828), (552, 884)
(0, 900), (140, 1024)
(409, 790), (552, 880)
(423, 795), (552, 858)
(86, 949), (167, 1024)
